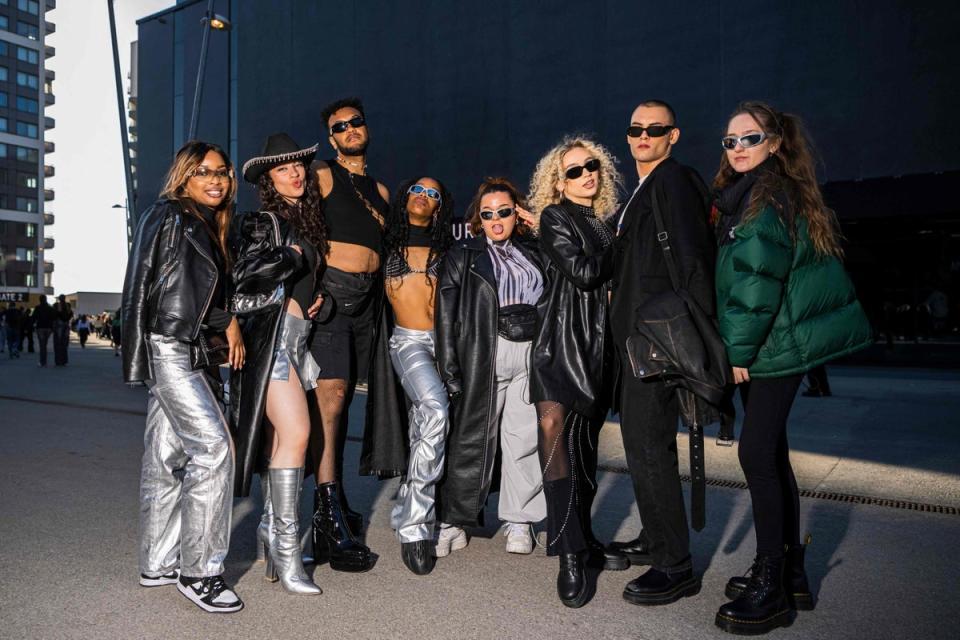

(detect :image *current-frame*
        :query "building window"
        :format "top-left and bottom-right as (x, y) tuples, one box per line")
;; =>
(16, 196), (37, 212)
(16, 247), (35, 262)
(16, 121), (37, 138)
(0, 67), (6, 82)
(0, 42), (6, 56)
(0, 92), (7, 108)
(0, 16), (8, 30)
(44, 79), (52, 94)
(0, 117), (6, 132)
(17, 172), (36, 188)
(16, 21), (38, 40)
(18, 0), (39, 15)
(16, 46), (38, 65)
(16, 71), (37, 89)
(15, 145), (37, 162)
(25, 273), (36, 287)
(24, 222), (36, 237)
(0, 143), (7, 158)
(16, 96), (38, 114)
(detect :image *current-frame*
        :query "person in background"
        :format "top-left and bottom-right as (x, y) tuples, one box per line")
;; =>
(711, 101), (872, 634)
(76, 315), (91, 348)
(19, 305), (34, 353)
(436, 177), (547, 558)
(32, 296), (54, 367)
(111, 309), (122, 356)
(52, 294), (72, 366)
(3, 302), (21, 358)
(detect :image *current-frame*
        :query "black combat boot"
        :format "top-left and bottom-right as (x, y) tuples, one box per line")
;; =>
(312, 482), (374, 572)
(715, 554), (796, 635)
(726, 539), (814, 610)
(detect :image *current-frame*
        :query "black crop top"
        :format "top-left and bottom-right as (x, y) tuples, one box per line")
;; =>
(323, 159), (389, 254)
(277, 215), (320, 314)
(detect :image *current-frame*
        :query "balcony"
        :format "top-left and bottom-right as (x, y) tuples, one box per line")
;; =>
(45, 21), (55, 35)
(45, 45), (55, 59)
(45, 68), (55, 81)
(44, 92), (55, 106)
(44, 189), (54, 201)
(44, 165), (54, 178)
(46, 0), (56, 10)
(43, 261), (54, 274)
(43, 213), (54, 225)
(44, 141), (54, 153)
(45, 116), (54, 130)
(43, 237), (54, 250)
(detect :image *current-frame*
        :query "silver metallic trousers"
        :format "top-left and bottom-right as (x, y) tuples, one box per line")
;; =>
(270, 312), (321, 390)
(139, 334), (235, 578)
(388, 327), (449, 543)
(493, 337), (546, 524)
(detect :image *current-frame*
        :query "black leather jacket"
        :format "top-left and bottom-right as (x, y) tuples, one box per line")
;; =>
(122, 199), (226, 384)
(435, 234), (544, 526)
(530, 201), (614, 419)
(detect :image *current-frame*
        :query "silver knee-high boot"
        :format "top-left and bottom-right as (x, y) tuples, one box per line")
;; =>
(256, 472), (272, 563)
(266, 467), (322, 595)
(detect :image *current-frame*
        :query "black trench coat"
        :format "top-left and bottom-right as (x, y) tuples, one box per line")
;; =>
(435, 235), (545, 526)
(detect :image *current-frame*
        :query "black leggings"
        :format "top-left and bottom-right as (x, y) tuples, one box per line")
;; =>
(738, 374), (804, 557)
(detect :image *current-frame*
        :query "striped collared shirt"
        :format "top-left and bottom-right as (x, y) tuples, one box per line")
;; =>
(486, 237), (543, 306)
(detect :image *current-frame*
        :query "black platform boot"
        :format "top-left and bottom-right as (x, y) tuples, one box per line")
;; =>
(312, 482), (374, 573)
(335, 468), (364, 536)
(725, 538), (815, 610)
(558, 551), (588, 608)
(715, 554), (796, 635)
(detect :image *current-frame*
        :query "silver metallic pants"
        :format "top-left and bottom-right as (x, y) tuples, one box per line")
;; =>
(139, 334), (235, 578)
(388, 327), (449, 543)
(493, 337), (546, 524)
(270, 312), (321, 390)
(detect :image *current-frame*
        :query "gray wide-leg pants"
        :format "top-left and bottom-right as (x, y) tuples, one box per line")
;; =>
(493, 337), (546, 524)
(139, 334), (235, 578)
(388, 327), (449, 543)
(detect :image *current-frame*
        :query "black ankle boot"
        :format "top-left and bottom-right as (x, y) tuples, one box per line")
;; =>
(716, 554), (796, 635)
(557, 551), (588, 608)
(401, 540), (435, 575)
(312, 482), (374, 573)
(608, 531), (654, 567)
(336, 478), (364, 536)
(725, 540), (815, 610)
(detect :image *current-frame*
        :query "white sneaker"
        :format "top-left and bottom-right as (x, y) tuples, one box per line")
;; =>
(504, 523), (534, 554)
(434, 525), (468, 558)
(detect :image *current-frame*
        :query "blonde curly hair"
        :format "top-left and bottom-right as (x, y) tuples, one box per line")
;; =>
(527, 135), (623, 220)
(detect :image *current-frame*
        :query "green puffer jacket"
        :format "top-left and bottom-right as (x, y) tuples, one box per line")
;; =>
(715, 206), (872, 378)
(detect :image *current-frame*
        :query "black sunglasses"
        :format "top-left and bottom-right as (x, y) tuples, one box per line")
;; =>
(564, 158), (601, 180)
(626, 124), (675, 138)
(479, 207), (515, 221)
(330, 115), (366, 135)
(721, 132), (767, 150)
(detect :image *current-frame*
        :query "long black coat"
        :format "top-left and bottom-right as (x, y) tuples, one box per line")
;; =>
(435, 235), (545, 526)
(608, 157), (716, 409)
(530, 201), (614, 419)
(229, 211), (311, 497)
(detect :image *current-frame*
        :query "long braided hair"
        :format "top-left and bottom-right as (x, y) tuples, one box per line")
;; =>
(383, 176), (454, 289)
(256, 166), (329, 256)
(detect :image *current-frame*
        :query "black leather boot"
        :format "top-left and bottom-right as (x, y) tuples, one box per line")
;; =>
(608, 530), (654, 566)
(312, 482), (374, 573)
(623, 558), (701, 606)
(716, 554), (796, 635)
(336, 470), (364, 536)
(401, 540), (435, 575)
(557, 551), (588, 608)
(725, 540), (815, 610)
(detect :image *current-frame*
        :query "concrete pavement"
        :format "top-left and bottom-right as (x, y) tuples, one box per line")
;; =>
(0, 335), (957, 639)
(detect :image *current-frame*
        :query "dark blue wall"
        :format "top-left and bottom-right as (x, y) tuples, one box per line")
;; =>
(137, 0), (960, 216)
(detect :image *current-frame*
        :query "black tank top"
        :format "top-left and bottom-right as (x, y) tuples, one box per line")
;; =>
(277, 215), (319, 313)
(323, 159), (389, 254)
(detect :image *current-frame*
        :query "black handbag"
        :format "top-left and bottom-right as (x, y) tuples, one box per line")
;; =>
(497, 304), (538, 342)
(625, 184), (730, 531)
(190, 328), (230, 370)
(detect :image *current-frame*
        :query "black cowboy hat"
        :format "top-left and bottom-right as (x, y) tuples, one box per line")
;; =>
(241, 133), (318, 183)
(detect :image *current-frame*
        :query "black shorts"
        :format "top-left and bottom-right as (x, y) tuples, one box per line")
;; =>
(309, 268), (378, 382)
